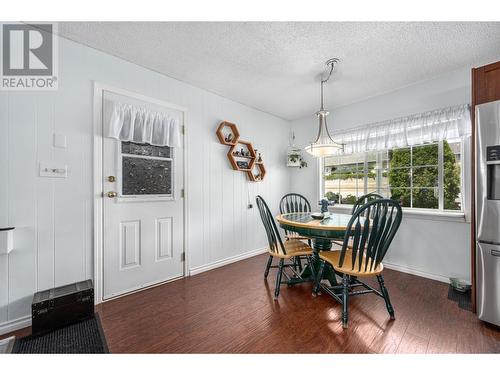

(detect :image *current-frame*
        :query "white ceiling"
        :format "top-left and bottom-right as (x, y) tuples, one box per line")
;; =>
(58, 22), (500, 120)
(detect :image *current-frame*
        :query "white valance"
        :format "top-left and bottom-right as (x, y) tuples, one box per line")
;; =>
(334, 104), (471, 155)
(108, 102), (181, 147)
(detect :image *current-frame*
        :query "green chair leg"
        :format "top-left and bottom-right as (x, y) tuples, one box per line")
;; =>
(264, 255), (273, 278)
(274, 259), (285, 300)
(313, 260), (326, 295)
(342, 274), (349, 329)
(296, 256), (303, 272)
(308, 255), (317, 281)
(377, 275), (395, 319)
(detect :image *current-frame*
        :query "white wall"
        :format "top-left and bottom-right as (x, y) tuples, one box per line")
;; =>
(0, 35), (291, 332)
(290, 67), (472, 283)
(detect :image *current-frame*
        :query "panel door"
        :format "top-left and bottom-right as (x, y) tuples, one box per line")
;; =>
(102, 91), (184, 300)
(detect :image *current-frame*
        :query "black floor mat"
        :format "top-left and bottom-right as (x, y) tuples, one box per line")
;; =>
(13, 314), (108, 354)
(447, 286), (472, 312)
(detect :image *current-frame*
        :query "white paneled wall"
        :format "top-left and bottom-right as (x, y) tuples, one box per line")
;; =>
(0, 35), (291, 331)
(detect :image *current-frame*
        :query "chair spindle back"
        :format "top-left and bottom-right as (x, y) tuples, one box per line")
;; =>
(352, 193), (383, 214)
(279, 193), (311, 215)
(256, 195), (286, 256)
(339, 199), (402, 272)
(279, 193), (311, 237)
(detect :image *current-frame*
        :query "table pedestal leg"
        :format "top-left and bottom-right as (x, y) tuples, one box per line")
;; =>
(312, 238), (338, 287)
(298, 238), (338, 287)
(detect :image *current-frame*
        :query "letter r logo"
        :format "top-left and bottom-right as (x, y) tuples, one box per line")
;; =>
(2, 24), (53, 76)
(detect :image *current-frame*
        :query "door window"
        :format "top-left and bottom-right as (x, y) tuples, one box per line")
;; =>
(119, 141), (173, 197)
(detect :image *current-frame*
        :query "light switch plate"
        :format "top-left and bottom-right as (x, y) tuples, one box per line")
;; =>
(53, 133), (67, 148)
(39, 162), (67, 178)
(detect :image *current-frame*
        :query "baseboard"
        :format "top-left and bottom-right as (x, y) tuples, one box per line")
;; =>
(188, 248), (452, 284)
(0, 315), (31, 336)
(189, 247), (267, 276)
(383, 262), (450, 284)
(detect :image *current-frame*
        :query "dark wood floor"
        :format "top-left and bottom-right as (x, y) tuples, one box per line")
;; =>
(4, 254), (499, 353)
(98, 254), (499, 353)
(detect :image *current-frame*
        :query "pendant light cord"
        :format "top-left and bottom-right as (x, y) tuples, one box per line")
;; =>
(320, 58), (338, 110)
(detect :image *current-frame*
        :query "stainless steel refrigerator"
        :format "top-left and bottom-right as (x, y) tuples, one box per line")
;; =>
(476, 100), (500, 326)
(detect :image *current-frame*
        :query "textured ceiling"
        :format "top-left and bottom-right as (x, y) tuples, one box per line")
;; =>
(58, 22), (500, 120)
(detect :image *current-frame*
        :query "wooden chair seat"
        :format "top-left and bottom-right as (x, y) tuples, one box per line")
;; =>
(319, 249), (384, 277)
(285, 232), (311, 241)
(269, 239), (313, 259)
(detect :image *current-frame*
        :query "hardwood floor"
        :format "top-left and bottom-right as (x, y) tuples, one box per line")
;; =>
(98, 254), (498, 353)
(3, 254), (499, 353)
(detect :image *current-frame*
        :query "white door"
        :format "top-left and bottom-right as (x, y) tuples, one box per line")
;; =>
(102, 91), (184, 300)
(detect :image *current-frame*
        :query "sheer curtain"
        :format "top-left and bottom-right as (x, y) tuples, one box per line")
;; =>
(334, 104), (471, 154)
(108, 102), (182, 147)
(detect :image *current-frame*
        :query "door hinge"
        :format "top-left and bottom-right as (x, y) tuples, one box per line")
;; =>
(181, 189), (185, 198)
(180, 252), (185, 262)
(182, 125), (185, 135)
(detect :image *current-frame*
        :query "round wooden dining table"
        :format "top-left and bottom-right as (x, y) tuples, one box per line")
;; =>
(275, 212), (354, 288)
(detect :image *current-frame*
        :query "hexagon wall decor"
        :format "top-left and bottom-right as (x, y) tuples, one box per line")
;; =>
(247, 161), (266, 181)
(216, 121), (265, 181)
(216, 121), (240, 145)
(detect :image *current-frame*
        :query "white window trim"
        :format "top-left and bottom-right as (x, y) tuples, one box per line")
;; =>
(319, 138), (471, 223)
(328, 203), (466, 223)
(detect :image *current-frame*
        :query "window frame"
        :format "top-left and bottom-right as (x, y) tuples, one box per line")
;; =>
(319, 139), (467, 218)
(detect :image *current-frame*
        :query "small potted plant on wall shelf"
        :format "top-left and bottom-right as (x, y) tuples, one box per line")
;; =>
(286, 133), (308, 169)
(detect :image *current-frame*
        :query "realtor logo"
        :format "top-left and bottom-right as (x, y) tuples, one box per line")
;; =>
(1, 23), (58, 90)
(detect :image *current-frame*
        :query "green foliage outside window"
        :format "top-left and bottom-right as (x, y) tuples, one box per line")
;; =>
(325, 191), (338, 202)
(442, 143), (461, 209)
(388, 142), (461, 209)
(325, 162), (376, 180)
(325, 191), (357, 204)
(324, 141), (461, 210)
(342, 194), (358, 204)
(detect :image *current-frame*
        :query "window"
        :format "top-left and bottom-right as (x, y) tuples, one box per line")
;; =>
(119, 141), (173, 197)
(322, 140), (463, 211)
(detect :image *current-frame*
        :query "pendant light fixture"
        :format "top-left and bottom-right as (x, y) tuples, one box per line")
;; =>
(304, 58), (344, 157)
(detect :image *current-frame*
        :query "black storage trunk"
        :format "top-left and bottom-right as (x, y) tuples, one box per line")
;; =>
(32, 279), (94, 336)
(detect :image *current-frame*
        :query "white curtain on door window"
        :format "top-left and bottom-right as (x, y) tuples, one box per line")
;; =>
(334, 104), (471, 154)
(108, 102), (182, 147)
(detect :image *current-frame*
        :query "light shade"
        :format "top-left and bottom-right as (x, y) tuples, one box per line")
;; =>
(304, 141), (343, 157)
(304, 110), (343, 157)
